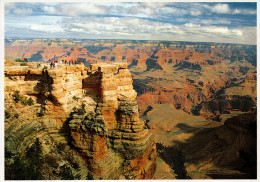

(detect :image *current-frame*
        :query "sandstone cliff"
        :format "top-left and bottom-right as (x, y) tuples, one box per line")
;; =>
(4, 61), (156, 179)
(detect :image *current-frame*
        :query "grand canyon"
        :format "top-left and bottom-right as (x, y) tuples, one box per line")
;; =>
(4, 38), (256, 179)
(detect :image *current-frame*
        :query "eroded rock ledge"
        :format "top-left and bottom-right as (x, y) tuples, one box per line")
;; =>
(4, 62), (156, 179)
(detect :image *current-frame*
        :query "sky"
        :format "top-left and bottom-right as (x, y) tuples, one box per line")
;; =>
(4, 2), (257, 45)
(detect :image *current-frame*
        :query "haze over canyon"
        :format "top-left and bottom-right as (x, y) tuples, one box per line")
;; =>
(4, 38), (256, 179)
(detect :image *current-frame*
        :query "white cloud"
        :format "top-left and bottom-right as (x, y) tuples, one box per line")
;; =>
(211, 4), (230, 14)
(13, 8), (33, 16)
(5, 2), (16, 14)
(200, 19), (231, 25)
(61, 17), (185, 39)
(231, 29), (243, 36)
(190, 10), (202, 16)
(184, 23), (201, 28)
(42, 3), (108, 16)
(57, 16), (254, 44)
(30, 24), (64, 33)
(4, 2), (256, 45)
(42, 6), (57, 14)
(142, 2), (169, 8)
(130, 6), (154, 16)
(183, 23), (243, 36)
(61, 3), (108, 16)
(233, 8), (256, 15)
(233, 9), (241, 14)
(156, 7), (189, 16)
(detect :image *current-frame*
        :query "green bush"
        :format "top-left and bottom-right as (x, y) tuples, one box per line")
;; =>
(14, 113), (19, 118)
(5, 111), (11, 119)
(37, 107), (44, 117)
(21, 97), (34, 106)
(86, 172), (94, 180)
(83, 90), (88, 97)
(72, 95), (79, 101)
(20, 63), (27, 66)
(15, 59), (23, 62)
(76, 103), (86, 115)
(59, 165), (74, 180)
(72, 106), (77, 112)
(5, 139), (44, 180)
(12, 90), (22, 103)
(190, 104), (202, 116)
(196, 87), (202, 91)
(27, 97), (34, 106)
(21, 98), (27, 105)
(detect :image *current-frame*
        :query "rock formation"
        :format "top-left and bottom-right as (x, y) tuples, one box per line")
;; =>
(4, 61), (156, 179)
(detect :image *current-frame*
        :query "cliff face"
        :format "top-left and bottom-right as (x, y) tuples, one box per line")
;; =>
(4, 62), (156, 179)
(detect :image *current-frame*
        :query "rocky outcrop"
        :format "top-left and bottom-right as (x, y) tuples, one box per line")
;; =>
(4, 62), (156, 179)
(72, 63), (156, 179)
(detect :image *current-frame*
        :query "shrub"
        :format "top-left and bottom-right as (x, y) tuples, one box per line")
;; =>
(27, 97), (34, 106)
(20, 63), (27, 66)
(5, 139), (44, 180)
(72, 107), (77, 112)
(15, 59), (23, 62)
(44, 154), (59, 168)
(190, 104), (202, 116)
(196, 87), (202, 91)
(5, 111), (10, 119)
(12, 90), (22, 103)
(72, 95), (79, 101)
(77, 103), (86, 115)
(14, 113), (19, 118)
(83, 90), (88, 97)
(59, 165), (74, 180)
(21, 98), (27, 105)
(86, 172), (94, 180)
(57, 143), (66, 152)
(43, 83), (51, 93)
(21, 97), (34, 106)
(37, 107), (44, 117)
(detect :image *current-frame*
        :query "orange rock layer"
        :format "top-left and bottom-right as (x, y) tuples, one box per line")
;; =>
(4, 62), (156, 179)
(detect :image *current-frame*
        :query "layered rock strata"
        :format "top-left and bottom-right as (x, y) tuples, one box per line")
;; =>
(4, 62), (156, 179)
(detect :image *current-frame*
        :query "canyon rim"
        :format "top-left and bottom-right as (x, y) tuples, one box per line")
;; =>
(3, 1), (257, 180)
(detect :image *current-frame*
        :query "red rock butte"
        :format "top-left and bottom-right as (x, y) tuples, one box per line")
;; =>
(4, 62), (157, 179)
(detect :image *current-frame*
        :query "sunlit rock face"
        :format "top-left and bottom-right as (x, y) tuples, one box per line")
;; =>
(4, 61), (156, 180)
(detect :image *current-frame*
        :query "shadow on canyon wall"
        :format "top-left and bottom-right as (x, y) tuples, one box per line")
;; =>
(157, 111), (256, 179)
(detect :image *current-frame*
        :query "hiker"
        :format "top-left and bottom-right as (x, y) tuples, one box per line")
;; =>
(50, 62), (53, 69)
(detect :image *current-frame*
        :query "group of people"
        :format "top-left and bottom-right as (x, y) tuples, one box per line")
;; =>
(61, 59), (81, 65)
(48, 59), (82, 69)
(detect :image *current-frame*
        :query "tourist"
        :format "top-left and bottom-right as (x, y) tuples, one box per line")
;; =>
(50, 62), (53, 69)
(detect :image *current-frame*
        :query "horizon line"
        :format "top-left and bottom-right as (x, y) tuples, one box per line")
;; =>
(5, 37), (257, 46)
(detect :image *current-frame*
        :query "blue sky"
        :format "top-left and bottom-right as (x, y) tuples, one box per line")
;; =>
(4, 2), (257, 45)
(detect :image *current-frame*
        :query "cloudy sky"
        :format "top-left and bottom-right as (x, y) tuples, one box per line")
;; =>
(4, 2), (257, 45)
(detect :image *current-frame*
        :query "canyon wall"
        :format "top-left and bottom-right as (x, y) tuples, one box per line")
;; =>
(4, 62), (156, 179)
